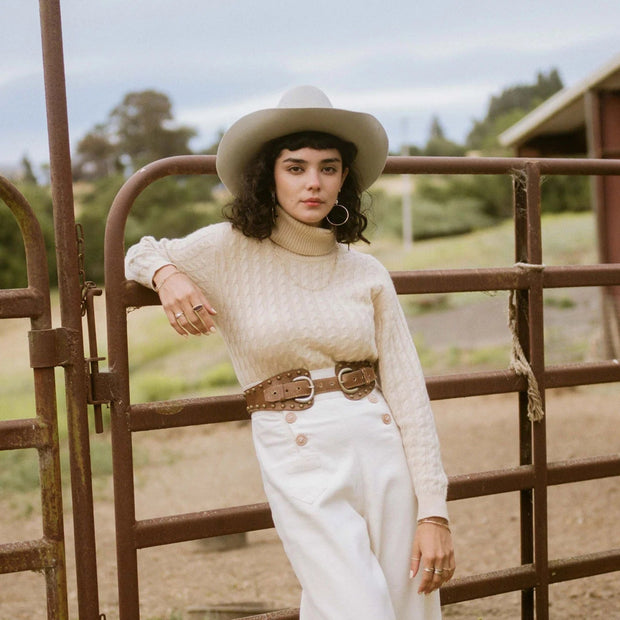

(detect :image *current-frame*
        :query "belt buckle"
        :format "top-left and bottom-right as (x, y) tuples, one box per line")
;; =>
(337, 366), (359, 394)
(293, 375), (315, 403)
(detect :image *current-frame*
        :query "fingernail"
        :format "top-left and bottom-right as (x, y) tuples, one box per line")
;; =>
(210, 308), (218, 315)
(409, 570), (413, 580)
(209, 326), (217, 333)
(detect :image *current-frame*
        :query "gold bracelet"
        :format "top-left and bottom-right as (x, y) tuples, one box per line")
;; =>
(154, 270), (183, 292)
(417, 519), (451, 533)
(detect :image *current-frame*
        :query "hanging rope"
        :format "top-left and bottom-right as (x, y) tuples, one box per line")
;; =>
(508, 263), (545, 422)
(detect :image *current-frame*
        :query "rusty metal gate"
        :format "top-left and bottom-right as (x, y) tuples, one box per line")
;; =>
(1, 2), (619, 619)
(0, 177), (68, 619)
(103, 154), (620, 620)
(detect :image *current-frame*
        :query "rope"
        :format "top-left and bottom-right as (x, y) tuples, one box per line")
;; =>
(508, 263), (545, 422)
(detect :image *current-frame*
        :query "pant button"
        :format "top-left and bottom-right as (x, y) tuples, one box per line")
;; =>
(368, 393), (378, 403)
(295, 434), (308, 446)
(285, 412), (297, 424)
(382, 414), (392, 425)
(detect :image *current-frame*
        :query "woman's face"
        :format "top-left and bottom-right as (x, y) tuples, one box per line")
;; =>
(273, 147), (348, 227)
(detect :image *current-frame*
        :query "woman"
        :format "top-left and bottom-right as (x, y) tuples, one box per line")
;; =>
(125, 86), (455, 619)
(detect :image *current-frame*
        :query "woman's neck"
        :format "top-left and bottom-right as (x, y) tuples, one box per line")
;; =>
(270, 206), (336, 256)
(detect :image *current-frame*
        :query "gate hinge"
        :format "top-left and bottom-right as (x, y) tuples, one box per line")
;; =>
(29, 327), (80, 368)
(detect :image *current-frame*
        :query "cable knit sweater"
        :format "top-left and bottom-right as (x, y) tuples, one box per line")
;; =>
(125, 207), (448, 519)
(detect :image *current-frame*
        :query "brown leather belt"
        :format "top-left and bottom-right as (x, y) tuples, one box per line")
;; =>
(245, 361), (376, 413)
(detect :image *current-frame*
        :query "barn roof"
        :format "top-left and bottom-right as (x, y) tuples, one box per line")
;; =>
(499, 53), (620, 150)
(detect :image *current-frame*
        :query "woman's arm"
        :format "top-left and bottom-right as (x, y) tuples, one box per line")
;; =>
(370, 260), (454, 592)
(372, 263), (448, 519)
(125, 224), (225, 337)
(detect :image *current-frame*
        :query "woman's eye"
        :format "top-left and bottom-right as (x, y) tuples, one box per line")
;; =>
(323, 166), (337, 174)
(288, 166), (303, 173)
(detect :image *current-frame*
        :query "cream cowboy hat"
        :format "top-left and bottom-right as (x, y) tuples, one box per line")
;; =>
(216, 85), (389, 196)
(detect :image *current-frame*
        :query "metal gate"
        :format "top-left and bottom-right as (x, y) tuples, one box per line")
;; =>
(103, 154), (620, 620)
(0, 177), (68, 619)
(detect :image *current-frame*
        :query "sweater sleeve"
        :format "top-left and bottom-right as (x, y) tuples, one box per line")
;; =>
(372, 263), (449, 520)
(124, 224), (227, 298)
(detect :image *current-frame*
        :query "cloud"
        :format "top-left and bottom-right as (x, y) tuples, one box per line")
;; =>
(0, 63), (42, 90)
(177, 91), (284, 136)
(334, 84), (494, 112)
(392, 24), (617, 60)
(176, 82), (495, 150)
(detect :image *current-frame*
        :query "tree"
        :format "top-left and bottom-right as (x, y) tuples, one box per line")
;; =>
(109, 90), (196, 170)
(423, 116), (466, 157)
(71, 90), (219, 281)
(0, 182), (56, 288)
(429, 116), (445, 141)
(487, 69), (563, 121)
(73, 123), (120, 180)
(466, 69), (564, 152)
(20, 156), (38, 185)
(73, 90), (197, 179)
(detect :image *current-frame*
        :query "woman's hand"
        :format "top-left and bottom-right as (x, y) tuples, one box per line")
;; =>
(410, 517), (455, 595)
(153, 265), (217, 337)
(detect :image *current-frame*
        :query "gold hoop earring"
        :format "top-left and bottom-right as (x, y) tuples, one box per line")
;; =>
(326, 202), (350, 226)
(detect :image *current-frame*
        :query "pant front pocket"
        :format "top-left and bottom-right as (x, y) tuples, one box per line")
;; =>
(252, 412), (328, 505)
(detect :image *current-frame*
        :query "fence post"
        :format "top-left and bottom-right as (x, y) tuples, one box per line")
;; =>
(514, 170), (535, 620)
(38, 1), (101, 617)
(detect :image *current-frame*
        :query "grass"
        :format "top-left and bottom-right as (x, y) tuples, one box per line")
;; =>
(414, 336), (512, 375)
(367, 210), (596, 271)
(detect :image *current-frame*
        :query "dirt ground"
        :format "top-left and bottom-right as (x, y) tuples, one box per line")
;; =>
(1, 384), (619, 620)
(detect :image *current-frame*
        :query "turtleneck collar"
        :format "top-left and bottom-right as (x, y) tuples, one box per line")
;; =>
(270, 206), (337, 256)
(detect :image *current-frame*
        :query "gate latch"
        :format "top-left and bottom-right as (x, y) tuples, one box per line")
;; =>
(82, 284), (109, 434)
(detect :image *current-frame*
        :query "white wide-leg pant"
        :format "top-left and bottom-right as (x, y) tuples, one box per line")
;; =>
(251, 372), (442, 620)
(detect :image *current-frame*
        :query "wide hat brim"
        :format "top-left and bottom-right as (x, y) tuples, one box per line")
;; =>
(216, 87), (389, 196)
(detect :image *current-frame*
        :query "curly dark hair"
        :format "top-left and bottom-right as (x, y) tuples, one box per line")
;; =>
(223, 131), (369, 244)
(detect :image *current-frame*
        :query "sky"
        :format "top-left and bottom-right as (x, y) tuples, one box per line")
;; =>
(1, 0), (619, 171)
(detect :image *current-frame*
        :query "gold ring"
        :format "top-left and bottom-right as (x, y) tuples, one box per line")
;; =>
(174, 312), (184, 319)
(193, 304), (204, 313)
(423, 567), (434, 573)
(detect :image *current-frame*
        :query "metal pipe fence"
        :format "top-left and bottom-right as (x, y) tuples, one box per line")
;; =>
(0, 177), (69, 619)
(104, 153), (620, 620)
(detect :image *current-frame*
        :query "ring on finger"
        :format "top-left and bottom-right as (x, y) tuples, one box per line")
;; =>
(192, 311), (210, 331)
(185, 315), (202, 332)
(174, 311), (184, 319)
(176, 321), (190, 335)
(192, 304), (204, 313)
(423, 567), (434, 573)
(434, 568), (444, 575)
(411, 557), (421, 562)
